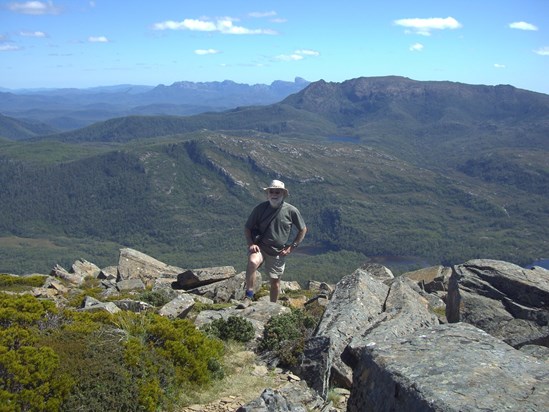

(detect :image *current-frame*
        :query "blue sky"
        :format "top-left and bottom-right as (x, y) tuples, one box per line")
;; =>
(1, 0), (548, 94)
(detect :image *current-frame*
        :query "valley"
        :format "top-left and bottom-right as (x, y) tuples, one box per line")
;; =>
(0, 76), (547, 283)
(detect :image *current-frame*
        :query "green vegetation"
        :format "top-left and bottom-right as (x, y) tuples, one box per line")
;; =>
(259, 308), (324, 367)
(202, 316), (255, 343)
(1, 78), (548, 279)
(0, 293), (226, 411)
(0, 273), (47, 292)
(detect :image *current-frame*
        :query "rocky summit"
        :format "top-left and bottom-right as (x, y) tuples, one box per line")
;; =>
(12, 249), (549, 411)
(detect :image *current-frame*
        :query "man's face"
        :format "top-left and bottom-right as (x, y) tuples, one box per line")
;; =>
(268, 189), (284, 207)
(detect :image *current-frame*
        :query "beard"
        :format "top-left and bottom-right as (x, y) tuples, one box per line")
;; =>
(269, 197), (283, 208)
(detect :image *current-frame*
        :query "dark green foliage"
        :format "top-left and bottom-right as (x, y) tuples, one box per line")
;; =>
(0, 274), (46, 292)
(138, 290), (172, 307)
(0, 294), (227, 412)
(0, 113), (58, 141)
(259, 308), (322, 367)
(1, 77), (549, 278)
(203, 315), (255, 342)
(51, 328), (143, 412)
(458, 153), (549, 195)
(0, 294), (71, 411)
(0, 292), (57, 328)
(144, 316), (224, 386)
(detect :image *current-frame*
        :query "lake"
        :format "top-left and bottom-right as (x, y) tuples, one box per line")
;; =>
(529, 259), (549, 269)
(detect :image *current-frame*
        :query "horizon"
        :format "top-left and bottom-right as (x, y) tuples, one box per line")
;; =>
(0, 0), (548, 94)
(1, 75), (548, 96)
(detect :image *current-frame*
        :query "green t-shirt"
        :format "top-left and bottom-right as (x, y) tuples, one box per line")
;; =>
(245, 201), (306, 255)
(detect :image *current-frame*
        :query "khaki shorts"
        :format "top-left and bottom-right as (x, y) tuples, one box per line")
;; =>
(261, 251), (286, 279)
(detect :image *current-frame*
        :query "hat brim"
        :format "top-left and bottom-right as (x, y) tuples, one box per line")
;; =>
(263, 187), (289, 196)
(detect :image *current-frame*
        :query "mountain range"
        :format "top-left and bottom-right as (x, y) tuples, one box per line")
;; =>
(0, 76), (547, 278)
(0, 77), (310, 134)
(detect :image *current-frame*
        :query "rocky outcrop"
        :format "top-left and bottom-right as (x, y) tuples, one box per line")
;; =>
(117, 247), (184, 287)
(236, 382), (327, 412)
(446, 259), (549, 347)
(175, 266), (236, 289)
(297, 268), (439, 397)
(195, 299), (292, 340)
(347, 322), (549, 412)
(297, 268), (389, 396)
(158, 293), (196, 319)
(18, 250), (549, 412)
(187, 271), (261, 303)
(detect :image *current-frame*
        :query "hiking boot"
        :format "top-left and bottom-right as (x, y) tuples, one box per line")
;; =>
(236, 297), (252, 309)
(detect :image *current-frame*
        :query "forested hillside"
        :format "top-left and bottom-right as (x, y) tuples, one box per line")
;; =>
(0, 76), (547, 280)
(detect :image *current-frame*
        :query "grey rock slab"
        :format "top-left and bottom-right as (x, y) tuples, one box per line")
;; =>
(117, 247), (183, 286)
(447, 259), (549, 347)
(347, 322), (549, 412)
(175, 266), (236, 289)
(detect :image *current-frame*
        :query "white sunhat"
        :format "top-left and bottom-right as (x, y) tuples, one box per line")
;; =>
(263, 179), (289, 197)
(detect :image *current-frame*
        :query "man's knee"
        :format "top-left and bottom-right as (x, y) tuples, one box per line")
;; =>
(247, 252), (262, 269)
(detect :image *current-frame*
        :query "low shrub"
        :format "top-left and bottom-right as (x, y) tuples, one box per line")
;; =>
(0, 292), (57, 328)
(138, 290), (172, 307)
(259, 308), (320, 367)
(203, 315), (255, 342)
(0, 294), (71, 411)
(0, 274), (47, 289)
(0, 294), (228, 412)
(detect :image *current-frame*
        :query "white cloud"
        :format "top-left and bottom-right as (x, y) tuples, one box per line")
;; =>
(7, 1), (60, 15)
(294, 49), (320, 56)
(0, 43), (20, 51)
(154, 19), (216, 31)
(248, 11), (276, 18)
(275, 49), (320, 61)
(509, 21), (538, 31)
(194, 48), (220, 55)
(409, 43), (424, 52)
(20, 31), (47, 37)
(534, 46), (549, 56)
(494, 63), (506, 69)
(88, 36), (109, 43)
(275, 54), (304, 62)
(153, 17), (277, 35)
(394, 16), (462, 36)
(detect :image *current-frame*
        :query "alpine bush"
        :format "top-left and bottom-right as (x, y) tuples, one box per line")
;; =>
(203, 315), (255, 342)
(259, 308), (320, 367)
(0, 294), (71, 411)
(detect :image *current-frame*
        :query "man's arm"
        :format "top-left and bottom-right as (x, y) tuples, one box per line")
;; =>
(292, 227), (307, 247)
(244, 227), (254, 247)
(244, 227), (260, 253)
(281, 226), (307, 256)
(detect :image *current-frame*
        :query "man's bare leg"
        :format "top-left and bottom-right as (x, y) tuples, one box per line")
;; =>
(270, 277), (280, 303)
(245, 251), (263, 295)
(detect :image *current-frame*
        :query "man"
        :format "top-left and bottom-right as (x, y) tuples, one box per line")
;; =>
(239, 180), (307, 307)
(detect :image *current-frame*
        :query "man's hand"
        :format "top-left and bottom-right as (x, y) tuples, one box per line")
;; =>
(280, 245), (293, 256)
(248, 244), (260, 254)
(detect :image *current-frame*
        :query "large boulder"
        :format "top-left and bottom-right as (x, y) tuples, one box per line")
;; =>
(50, 264), (85, 286)
(446, 259), (549, 347)
(158, 294), (195, 319)
(174, 266), (236, 289)
(71, 259), (101, 279)
(298, 268), (389, 396)
(402, 265), (451, 293)
(347, 322), (549, 412)
(299, 269), (439, 397)
(117, 248), (183, 287)
(237, 382), (326, 412)
(188, 271), (262, 303)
